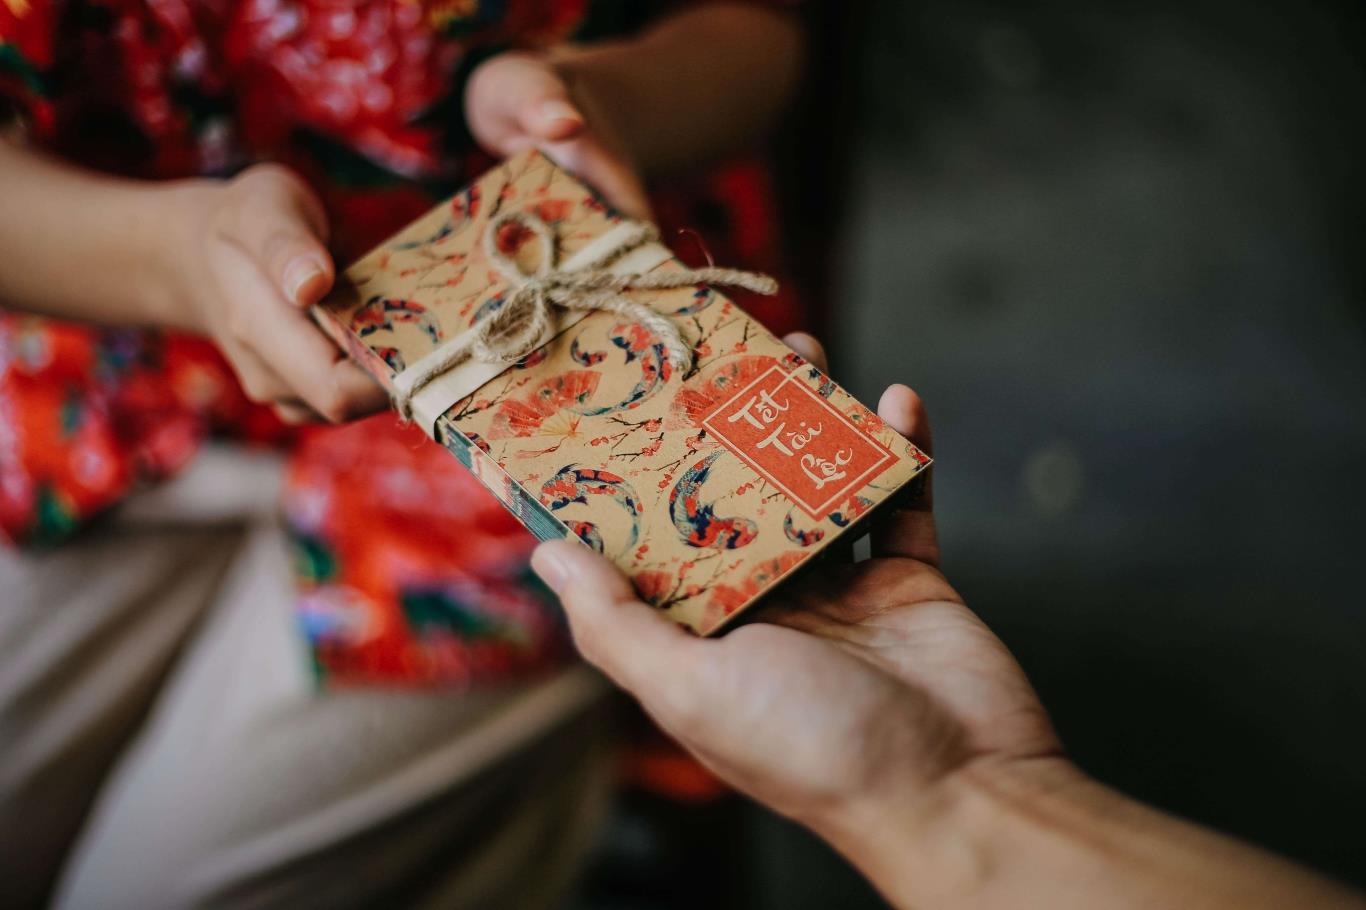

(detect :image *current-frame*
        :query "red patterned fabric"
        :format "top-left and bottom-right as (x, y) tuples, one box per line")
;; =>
(0, 0), (802, 685)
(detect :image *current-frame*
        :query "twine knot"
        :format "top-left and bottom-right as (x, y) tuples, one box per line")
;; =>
(392, 211), (778, 422)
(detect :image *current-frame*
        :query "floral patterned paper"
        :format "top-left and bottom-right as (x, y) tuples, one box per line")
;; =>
(2, 0), (809, 685)
(316, 151), (931, 634)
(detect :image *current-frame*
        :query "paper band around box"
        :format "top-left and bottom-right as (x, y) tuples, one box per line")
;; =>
(390, 212), (778, 437)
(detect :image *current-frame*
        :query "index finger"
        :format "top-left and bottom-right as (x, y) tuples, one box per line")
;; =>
(218, 251), (388, 422)
(544, 133), (651, 220)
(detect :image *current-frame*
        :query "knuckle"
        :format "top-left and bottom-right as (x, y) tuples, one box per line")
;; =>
(227, 165), (307, 226)
(260, 228), (302, 269)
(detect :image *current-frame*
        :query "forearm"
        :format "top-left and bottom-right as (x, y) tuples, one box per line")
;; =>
(552, 3), (804, 175)
(0, 138), (195, 329)
(824, 757), (1364, 910)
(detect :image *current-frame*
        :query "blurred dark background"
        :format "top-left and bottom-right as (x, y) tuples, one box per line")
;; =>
(581, 0), (1366, 906)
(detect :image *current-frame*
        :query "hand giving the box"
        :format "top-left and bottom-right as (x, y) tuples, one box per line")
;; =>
(169, 167), (389, 424)
(465, 51), (651, 219)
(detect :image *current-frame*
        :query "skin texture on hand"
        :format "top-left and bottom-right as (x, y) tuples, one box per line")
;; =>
(0, 141), (385, 425)
(168, 166), (389, 424)
(533, 334), (1366, 910)
(532, 331), (1058, 833)
(1, 6), (801, 421)
(464, 5), (803, 218)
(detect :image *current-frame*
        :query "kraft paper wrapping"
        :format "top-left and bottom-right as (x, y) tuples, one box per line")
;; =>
(315, 150), (931, 635)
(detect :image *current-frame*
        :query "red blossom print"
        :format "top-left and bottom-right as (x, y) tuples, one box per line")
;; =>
(534, 199), (573, 223)
(669, 354), (780, 429)
(707, 551), (809, 617)
(633, 570), (674, 604)
(0, 0), (808, 682)
(489, 371), (602, 439)
(495, 219), (534, 255)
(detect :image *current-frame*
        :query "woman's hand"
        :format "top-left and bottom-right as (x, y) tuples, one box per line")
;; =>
(531, 333), (1061, 841)
(169, 165), (388, 424)
(464, 50), (651, 218)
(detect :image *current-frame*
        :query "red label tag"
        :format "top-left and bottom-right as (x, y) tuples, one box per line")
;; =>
(702, 366), (894, 520)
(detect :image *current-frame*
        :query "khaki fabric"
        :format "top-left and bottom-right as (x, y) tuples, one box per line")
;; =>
(0, 447), (610, 909)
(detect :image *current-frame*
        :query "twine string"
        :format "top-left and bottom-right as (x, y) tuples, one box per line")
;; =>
(392, 211), (778, 421)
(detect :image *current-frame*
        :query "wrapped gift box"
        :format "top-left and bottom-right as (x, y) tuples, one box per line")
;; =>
(314, 150), (931, 635)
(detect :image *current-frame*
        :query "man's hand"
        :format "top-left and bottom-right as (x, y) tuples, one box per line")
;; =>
(531, 333), (1060, 836)
(170, 165), (388, 424)
(464, 51), (651, 218)
(532, 336), (1366, 910)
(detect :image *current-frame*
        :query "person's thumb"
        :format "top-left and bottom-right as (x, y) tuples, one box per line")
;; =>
(234, 165), (335, 308)
(532, 539), (702, 695)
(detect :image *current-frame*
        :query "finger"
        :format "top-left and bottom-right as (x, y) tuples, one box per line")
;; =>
(467, 53), (584, 151)
(532, 539), (706, 714)
(273, 400), (323, 425)
(518, 91), (585, 143)
(221, 338), (293, 404)
(879, 383), (933, 501)
(331, 359), (391, 417)
(546, 134), (652, 220)
(870, 384), (941, 564)
(782, 331), (829, 373)
(233, 165), (334, 307)
(218, 252), (388, 421)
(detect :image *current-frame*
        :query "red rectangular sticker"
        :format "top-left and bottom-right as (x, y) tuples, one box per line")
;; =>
(702, 366), (894, 520)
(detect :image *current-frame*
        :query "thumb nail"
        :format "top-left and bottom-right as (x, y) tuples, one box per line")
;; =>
(284, 256), (325, 306)
(540, 99), (582, 126)
(532, 542), (574, 593)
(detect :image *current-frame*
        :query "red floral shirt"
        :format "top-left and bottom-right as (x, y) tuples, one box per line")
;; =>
(0, 0), (802, 685)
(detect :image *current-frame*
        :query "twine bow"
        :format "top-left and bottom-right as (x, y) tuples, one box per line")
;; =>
(393, 211), (778, 422)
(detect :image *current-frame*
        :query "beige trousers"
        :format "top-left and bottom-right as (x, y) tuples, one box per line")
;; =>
(0, 447), (611, 909)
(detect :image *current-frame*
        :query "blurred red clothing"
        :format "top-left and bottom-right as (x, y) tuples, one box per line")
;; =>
(0, 0), (802, 685)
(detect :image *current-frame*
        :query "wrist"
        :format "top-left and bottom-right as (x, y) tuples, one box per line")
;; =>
(0, 140), (216, 330)
(822, 753), (1366, 910)
(812, 755), (1090, 910)
(137, 177), (219, 333)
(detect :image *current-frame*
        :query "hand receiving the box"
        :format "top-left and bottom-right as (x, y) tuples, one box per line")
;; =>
(170, 165), (388, 424)
(531, 333), (1062, 861)
(464, 51), (651, 219)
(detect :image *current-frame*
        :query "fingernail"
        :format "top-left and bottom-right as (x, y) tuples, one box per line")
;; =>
(784, 332), (818, 363)
(532, 542), (572, 593)
(540, 99), (582, 125)
(284, 257), (324, 306)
